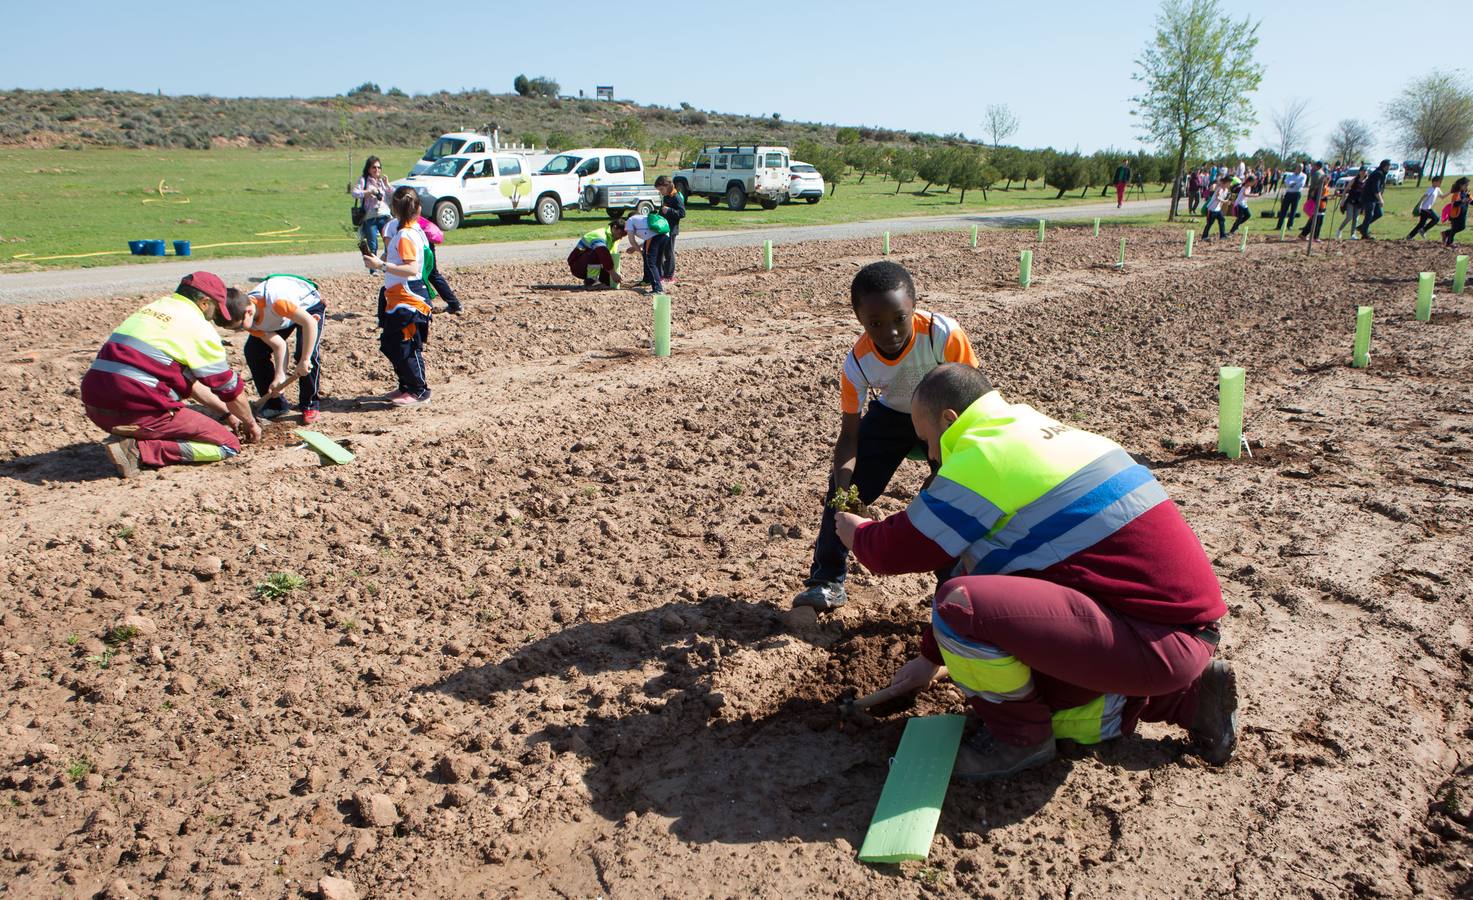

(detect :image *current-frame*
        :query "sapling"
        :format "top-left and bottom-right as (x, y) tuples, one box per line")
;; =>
(828, 485), (864, 514)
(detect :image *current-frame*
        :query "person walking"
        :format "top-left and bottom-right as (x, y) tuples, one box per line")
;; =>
(1187, 168), (1204, 215)
(1444, 177), (1470, 246)
(1298, 162), (1329, 241)
(1407, 176), (1443, 240)
(363, 188), (434, 407)
(81, 272), (259, 477)
(1112, 159), (1131, 208)
(1228, 175), (1256, 234)
(1201, 175), (1231, 242)
(1335, 168), (1369, 240)
(1277, 164), (1305, 232)
(352, 156), (393, 257)
(1357, 159), (1392, 239)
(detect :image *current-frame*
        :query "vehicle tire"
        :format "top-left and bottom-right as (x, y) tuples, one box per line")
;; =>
(635, 200), (654, 215)
(806, 196), (821, 204)
(673, 179), (690, 199)
(726, 184), (747, 211)
(535, 194), (562, 225)
(759, 199), (777, 210)
(434, 200), (462, 232)
(582, 185), (599, 208)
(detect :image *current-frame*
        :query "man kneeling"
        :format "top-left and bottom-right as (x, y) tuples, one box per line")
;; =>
(836, 363), (1237, 780)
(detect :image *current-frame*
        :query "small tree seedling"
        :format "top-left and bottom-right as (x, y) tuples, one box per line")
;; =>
(255, 572), (305, 600)
(103, 624), (139, 647)
(65, 758), (93, 782)
(828, 485), (863, 514)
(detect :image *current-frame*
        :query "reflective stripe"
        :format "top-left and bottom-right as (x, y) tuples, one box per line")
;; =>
(909, 475), (1006, 553)
(218, 372), (239, 394)
(974, 449), (1138, 548)
(104, 332), (173, 366)
(933, 611), (1033, 700)
(905, 493), (972, 557)
(1049, 693), (1126, 744)
(970, 461), (1162, 575)
(185, 358), (231, 379)
(88, 359), (180, 401)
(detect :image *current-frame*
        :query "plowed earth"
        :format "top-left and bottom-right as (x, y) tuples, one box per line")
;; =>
(2, 227), (1471, 899)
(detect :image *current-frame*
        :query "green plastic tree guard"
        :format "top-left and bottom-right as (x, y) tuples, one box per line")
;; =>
(1218, 367), (1245, 459)
(1239, 231), (1247, 253)
(1416, 272), (1433, 322)
(857, 715), (965, 863)
(1455, 255), (1468, 294)
(883, 231), (890, 255)
(1020, 250), (1033, 287)
(1117, 237), (1126, 268)
(1353, 306), (1373, 368)
(652, 293), (671, 356)
(1037, 219), (1046, 242)
(1093, 217), (1100, 237)
(970, 225), (978, 248)
(1185, 231), (1193, 258)
(763, 240), (773, 271)
(1279, 221), (1287, 242)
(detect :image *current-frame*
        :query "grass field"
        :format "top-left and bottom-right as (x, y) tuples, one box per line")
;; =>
(2, 147), (1465, 271)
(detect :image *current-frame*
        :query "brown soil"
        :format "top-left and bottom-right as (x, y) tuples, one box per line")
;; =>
(2, 228), (1471, 899)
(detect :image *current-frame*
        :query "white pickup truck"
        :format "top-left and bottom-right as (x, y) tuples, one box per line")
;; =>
(673, 143), (792, 210)
(408, 131), (550, 176)
(395, 147), (650, 230)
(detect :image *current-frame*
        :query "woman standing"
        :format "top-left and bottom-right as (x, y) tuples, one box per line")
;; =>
(1335, 168), (1369, 240)
(1444, 177), (1470, 246)
(362, 187), (433, 407)
(351, 156), (393, 257)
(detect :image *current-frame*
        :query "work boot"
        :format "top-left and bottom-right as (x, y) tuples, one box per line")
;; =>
(952, 729), (1056, 782)
(792, 581), (846, 612)
(103, 437), (141, 479)
(1190, 660), (1238, 765)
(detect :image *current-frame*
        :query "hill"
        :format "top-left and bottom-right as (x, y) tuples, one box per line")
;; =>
(0, 86), (918, 153)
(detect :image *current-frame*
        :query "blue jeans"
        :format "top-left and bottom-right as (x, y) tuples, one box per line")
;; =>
(243, 300), (326, 413)
(360, 216), (391, 255)
(1358, 200), (1383, 237)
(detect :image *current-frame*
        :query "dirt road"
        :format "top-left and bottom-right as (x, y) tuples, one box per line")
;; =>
(1, 226), (1469, 899)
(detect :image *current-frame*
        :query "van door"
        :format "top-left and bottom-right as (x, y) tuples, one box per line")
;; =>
(493, 157), (532, 210)
(460, 158), (499, 212)
(713, 154), (729, 193)
(691, 153), (712, 193)
(605, 154), (642, 187)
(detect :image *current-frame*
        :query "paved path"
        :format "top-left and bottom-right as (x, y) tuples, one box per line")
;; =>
(0, 197), (1171, 305)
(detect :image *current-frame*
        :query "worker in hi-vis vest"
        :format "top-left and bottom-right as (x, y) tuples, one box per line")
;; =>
(836, 363), (1237, 781)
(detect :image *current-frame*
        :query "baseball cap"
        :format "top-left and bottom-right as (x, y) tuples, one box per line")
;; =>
(177, 272), (230, 320)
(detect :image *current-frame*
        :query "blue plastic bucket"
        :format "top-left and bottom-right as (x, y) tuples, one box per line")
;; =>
(128, 240), (148, 255)
(173, 240), (191, 257)
(147, 240), (166, 256)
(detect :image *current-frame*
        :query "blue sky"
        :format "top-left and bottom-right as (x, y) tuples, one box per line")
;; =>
(2, 0), (1454, 164)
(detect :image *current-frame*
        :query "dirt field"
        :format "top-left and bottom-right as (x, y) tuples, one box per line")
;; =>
(2, 226), (1471, 899)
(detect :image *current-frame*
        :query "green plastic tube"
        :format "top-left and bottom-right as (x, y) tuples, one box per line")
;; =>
(1416, 272), (1433, 322)
(883, 231), (890, 255)
(1455, 255), (1468, 294)
(652, 293), (671, 356)
(1093, 217), (1100, 237)
(1037, 219), (1046, 242)
(970, 225), (978, 248)
(1353, 306), (1373, 368)
(1279, 221), (1287, 242)
(1239, 231), (1248, 253)
(1185, 231), (1193, 258)
(1218, 366), (1245, 459)
(1020, 250), (1033, 287)
(1117, 237), (1126, 268)
(763, 240), (773, 271)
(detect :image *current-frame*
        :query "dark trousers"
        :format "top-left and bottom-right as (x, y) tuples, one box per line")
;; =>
(643, 235), (670, 290)
(1358, 200), (1384, 236)
(1408, 209), (1439, 239)
(1276, 192), (1300, 229)
(1187, 192), (1200, 214)
(1299, 208), (1325, 239)
(379, 322), (428, 397)
(1202, 209), (1227, 239)
(86, 406), (240, 467)
(568, 247), (615, 285)
(429, 260), (461, 310)
(243, 302), (325, 413)
(809, 401), (932, 585)
(1229, 205), (1251, 233)
(657, 232), (676, 280)
(1447, 214), (1468, 245)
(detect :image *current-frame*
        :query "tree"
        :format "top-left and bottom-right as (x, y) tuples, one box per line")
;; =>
(810, 148), (848, 196)
(948, 148), (998, 203)
(519, 131), (542, 148)
(995, 147), (1025, 189)
(1045, 152), (1087, 199)
(603, 115), (647, 152)
(836, 127), (860, 145)
(1131, 0), (1264, 219)
(1386, 70), (1473, 186)
(1270, 98), (1311, 167)
(513, 75), (530, 97)
(916, 147), (951, 194)
(347, 82), (381, 96)
(845, 144), (886, 183)
(1327, 119), (1374, 166)
(1023, 152), (1044, 190)
(528, 76), (560, 98)
(889, 148), (919, 194)
(546, 130), (573, 150)
(982, 104), (1019, 148)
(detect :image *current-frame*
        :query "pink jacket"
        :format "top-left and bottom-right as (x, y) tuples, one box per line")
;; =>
(417, 216), (445, 246)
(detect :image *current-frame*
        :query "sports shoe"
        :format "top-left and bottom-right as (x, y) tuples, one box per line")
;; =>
(391, 390), (431, 407)
(1190, 660), (1239, 765)
(301, 409), (320, 425)
(103, 437), (141, 479)
(792, 581), (846, 612)
(444, 303), (463, 315)
(952, 730), (1056, 782)
(257, 405), (292, 421)
(379, 390), (409, 402)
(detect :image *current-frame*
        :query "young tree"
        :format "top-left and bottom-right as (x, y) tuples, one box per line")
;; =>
(889, 148), (919, 194)
(916, 147), (951, 194)
(1045, 152), (1087, 199)
(949, 149), (999, 203)
(527, 76), (560, 98)
(836, 127), (860, 145)
(1131, 0), (1264, 219)
(995, 147), (1025, 189)
(845, 144), (886, 183)
(546, 130), (573, 151)
(982, 104), (1019, 148)
(513, 75), (531, 97)
(1386, 70), (1473, 186)
(1023, 152), (1045, 191)
(813, 148), (848, 197)
(1327, 119), (1374, 165)
(1270, 98), (1312, 166)
(603, 116), (647, 152)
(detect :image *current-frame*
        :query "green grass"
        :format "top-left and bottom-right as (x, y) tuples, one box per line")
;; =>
(1, 146), (1186, 271)
(254, 571), (305, 600)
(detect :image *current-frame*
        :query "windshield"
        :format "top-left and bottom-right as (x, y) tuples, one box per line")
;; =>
(538, 153), (583, 175)
(423, 157), (469, 177)
(422, 137), (467, 162)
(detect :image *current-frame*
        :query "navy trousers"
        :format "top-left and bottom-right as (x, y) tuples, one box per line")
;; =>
(243, 301), (325, 413)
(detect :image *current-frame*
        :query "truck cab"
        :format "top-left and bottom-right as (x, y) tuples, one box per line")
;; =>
(408, 132), (493, 176)
(673, 144), (792, 210)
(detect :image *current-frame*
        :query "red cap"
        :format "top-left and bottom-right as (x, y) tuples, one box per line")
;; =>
(177, 272), (230, 320)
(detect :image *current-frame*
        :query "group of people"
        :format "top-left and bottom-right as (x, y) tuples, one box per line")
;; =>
(792, 259), (1238, 780)
(565, 176), (686, 292)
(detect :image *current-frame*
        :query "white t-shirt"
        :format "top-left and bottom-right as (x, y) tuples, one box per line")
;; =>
(1419, 186), (1442, 212)
(247, 276), (320, 334)
(624, 214), (658, 243)
(1206, 188), (1230, 212)
(1283, 172), (1306, 192)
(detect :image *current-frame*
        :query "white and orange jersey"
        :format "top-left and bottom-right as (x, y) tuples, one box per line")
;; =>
(382, 219), (431, 316)
(247, 275), (320, 337)
(840, 310), (978, 415)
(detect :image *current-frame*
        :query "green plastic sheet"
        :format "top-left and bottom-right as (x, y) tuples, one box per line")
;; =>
(857, 715), (965, 864)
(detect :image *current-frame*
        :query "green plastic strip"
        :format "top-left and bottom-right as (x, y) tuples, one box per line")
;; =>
(883, 231), (891, 255)
(763, 240), (773, 271)
(1239, 231), (1248, 253)
(1353, 306), (1373, 369)
(1416, 272), (1434, 322)
(294, 429), (354, 465)
(1279, 221), (1287, 241)
(1185, 230), (1193, 258)
(652, 293), (671, 356)
(1455, 255), (1468, 294)
(857, 715), (966, 864)
(1093, 217), (1100, 237)
(1218, 366), (1245, 459)
(1037, 219), (1046, 242)
(1019, 250), (1033, 287)
(1117, 237), (1126, 268)
(970, 225), (978, 248)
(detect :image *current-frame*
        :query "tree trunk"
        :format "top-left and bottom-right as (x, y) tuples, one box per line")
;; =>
(920, 181), (933, 194)
(1417, 147), (1431, 187)
(1079, 184), (1089, 198)
(1438, 151), (1449, 179)
(1021, 179), (1028, 191)
(1004, 178), (1013, 190)
(1168, 141), (1187, 222)
(959, 188), (967, 204)
(980, 186), (989, 202)
(830, 182), (837, 197)
(1055, 187), (1067, 199)
(857, 171), (867, 184)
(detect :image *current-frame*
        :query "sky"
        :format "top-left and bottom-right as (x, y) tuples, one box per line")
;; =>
(2, 0), (1462, 166)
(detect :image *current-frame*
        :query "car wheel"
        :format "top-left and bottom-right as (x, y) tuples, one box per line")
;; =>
(635, 200), (654, 215)
(759, 198), (777, 210)
(806, 196), (821, 204)
(726, 184), (747, 211)
(434, 200), (461, 232)
(673, 179), (690, 199)
(535, 194), (561, 225)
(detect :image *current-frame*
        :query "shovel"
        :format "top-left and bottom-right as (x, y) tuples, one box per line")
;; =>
(838, 682), (922, 729)
(253, 373), (299, 413)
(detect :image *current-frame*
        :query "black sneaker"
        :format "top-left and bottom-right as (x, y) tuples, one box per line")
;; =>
(444, 304), (462, 315)
(257, 405), (292, 421)
(1190, 660), (1238, 765)
(952, 730), (1056, 782)
(792, 581), (846, 612)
